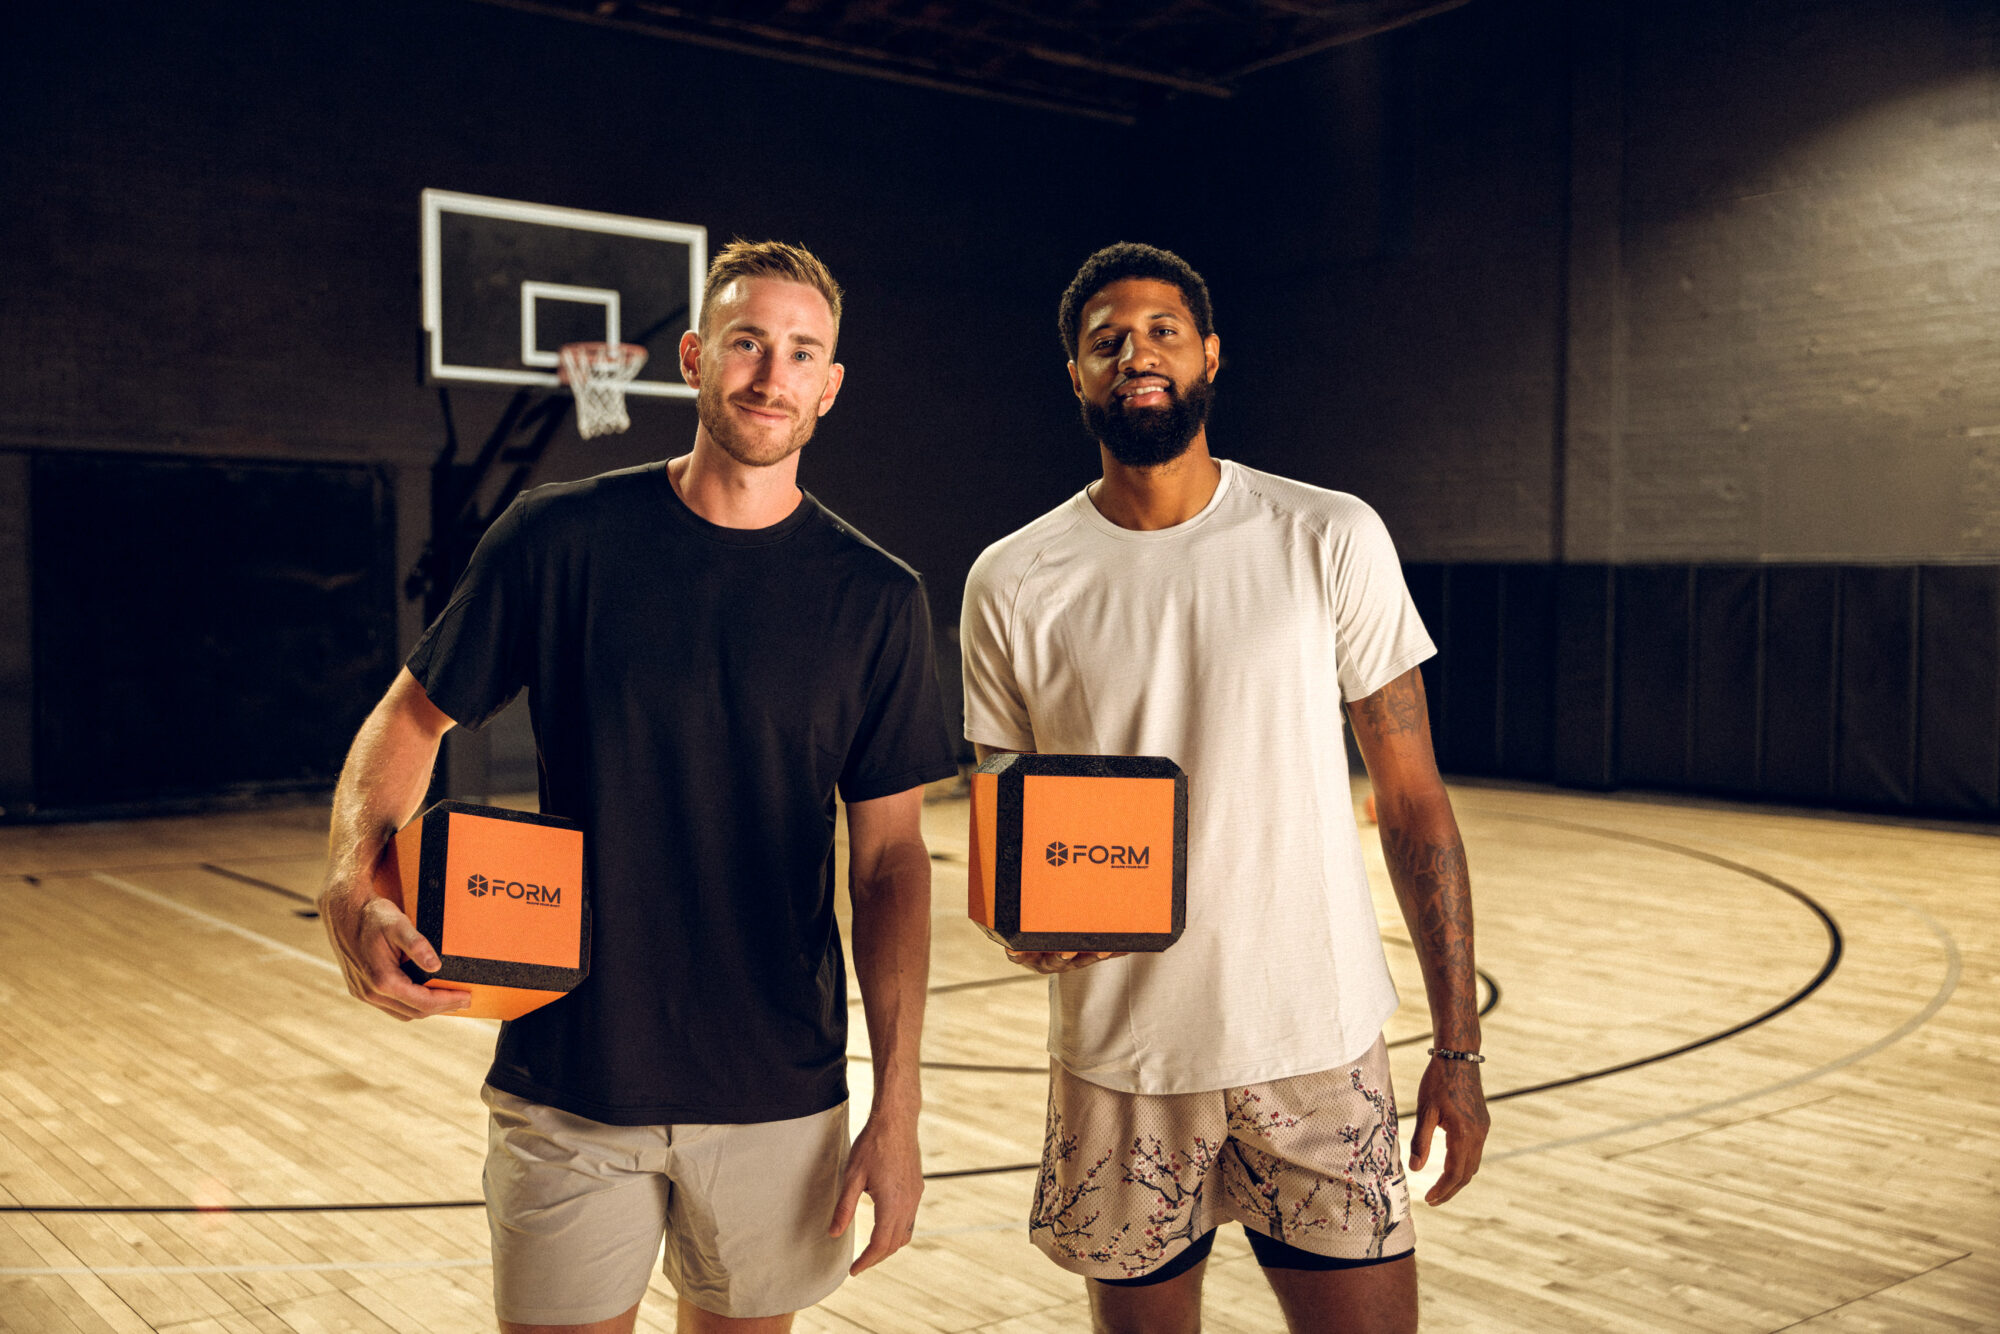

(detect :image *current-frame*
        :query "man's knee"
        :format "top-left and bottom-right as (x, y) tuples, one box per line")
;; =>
(498, 1299), (642, 1334)
(1089, 1269), (1207, 1334)
(672, 1293), (798, 1333)
(1262, 1250), (1418, 1334)
(1087, 1233), (1212, 1334)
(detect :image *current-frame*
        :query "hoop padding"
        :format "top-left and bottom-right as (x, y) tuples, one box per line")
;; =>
(558, 342), (649, 438)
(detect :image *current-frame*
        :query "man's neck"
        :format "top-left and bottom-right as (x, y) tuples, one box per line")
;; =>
(669, 433), (803, 529)
(1089, 435), (1222, 532)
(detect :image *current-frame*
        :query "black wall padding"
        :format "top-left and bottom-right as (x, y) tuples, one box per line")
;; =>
(1761, 566), (1841, 803)
(1440, 565), (1503, 774)
(1615, 567), (1692, 788)
(1404, 563), (1448, 754)
(1916, 565), (2000, 815)
(31, 453), (396, 810)
(1552, 565), (1616, 788)
(1408, 559), (1998, 818)
(1690, 567), (1762, 795)
(1836, 567), (1920, 808)
(1498, 566), (1557, 780)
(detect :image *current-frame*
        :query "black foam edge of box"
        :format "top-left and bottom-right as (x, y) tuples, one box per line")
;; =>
(410, 803), (453, 949)
(975, 753), (1185, 781)
(424, 798), (581, 831)
(1001, 930), (1183, 954)
(401, 956), (585, 991)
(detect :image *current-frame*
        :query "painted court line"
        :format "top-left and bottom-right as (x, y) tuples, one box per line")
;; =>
(89, 872), (340, 974)
(1486, 830), (1961, 1161)
(0, 1259), (491, 1276)
(0, 1227), (1021, 1276)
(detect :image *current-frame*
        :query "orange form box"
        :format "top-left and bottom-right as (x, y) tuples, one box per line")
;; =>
(968, 753), (1187, 953)
(374, 800), (589, 1020)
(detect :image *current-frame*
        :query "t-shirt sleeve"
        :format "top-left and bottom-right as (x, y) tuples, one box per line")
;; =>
(838, 579), (960, 803)
(405, 496), (533, 730)
(959, 549), (1035, 751)
(1330, 501), (1436, 702)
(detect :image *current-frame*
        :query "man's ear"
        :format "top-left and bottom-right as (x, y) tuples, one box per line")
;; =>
(817, 362), (845, 418)
(1203, 334), (1220, 383)
(1068, 359), (1083, 400)
(678, 329), (702, 390)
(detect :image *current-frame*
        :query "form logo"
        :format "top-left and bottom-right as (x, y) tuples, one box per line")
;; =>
(467, 873), (562, 906)
(1045, 842), (1149, 869)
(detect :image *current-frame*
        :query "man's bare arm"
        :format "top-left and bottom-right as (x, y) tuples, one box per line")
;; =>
(970, 742), (1124, 975)
(1346, 666), (1488, 1204)
(316, 667), (470, 1021)
(829, 785), (932, 1274)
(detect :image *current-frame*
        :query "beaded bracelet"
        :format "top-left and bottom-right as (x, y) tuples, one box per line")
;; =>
(1426, 1047), (1485, 1063)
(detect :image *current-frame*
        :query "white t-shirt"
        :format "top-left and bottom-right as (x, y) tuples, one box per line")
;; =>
(960, 459), (1436, 1094)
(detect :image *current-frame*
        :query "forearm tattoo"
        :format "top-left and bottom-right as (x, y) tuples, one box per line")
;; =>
(1378, 822), (1478, 1036)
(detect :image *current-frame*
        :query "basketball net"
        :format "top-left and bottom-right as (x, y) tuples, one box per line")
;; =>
(558, 342), (648, 438)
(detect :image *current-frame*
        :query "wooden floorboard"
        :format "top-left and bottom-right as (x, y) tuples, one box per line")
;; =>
(1, 780), (1994, 1331)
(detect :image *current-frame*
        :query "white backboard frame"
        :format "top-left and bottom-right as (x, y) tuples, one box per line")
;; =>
(421, 189), (706, 399)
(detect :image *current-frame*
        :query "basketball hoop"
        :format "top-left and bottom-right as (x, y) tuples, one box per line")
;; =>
(558, 342), (649, 438)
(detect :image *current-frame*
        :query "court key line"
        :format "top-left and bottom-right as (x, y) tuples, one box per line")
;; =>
(1484, 821), (1963, 1161)
(34, 818), (1957, 1229)
(1483, 817), (1845, 1106)
(912, 818), (1934, 1161)
(46, 828), (1832, 1211)
(854, 956), (1503, 1077)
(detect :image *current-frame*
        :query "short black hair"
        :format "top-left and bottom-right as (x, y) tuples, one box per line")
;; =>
(1057, 243), (1215, 360)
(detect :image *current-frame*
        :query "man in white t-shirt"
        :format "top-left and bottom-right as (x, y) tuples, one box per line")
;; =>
(961, 243), (1486, 1334)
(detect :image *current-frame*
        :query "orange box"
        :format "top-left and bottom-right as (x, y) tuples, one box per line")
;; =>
(968, 753), (1187, 953)
(373, 800), (589, 1020)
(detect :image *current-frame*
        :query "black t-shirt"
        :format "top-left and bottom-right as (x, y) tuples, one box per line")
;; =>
(406, 462), (958, 1125)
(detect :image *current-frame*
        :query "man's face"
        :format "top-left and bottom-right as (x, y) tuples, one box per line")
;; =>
(679, 276), (844, 468)
(1068, 277), (1220, 468)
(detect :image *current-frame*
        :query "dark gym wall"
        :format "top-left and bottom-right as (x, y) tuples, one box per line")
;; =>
(6, 0), (1997, 816)
(1175, 0), (1573, 564)
(0, 0), (1133, 813)
(1, 0), (1123, 574)
(1156, 0), (1999, 568)
(1143, 0), (1999, 817)
(1571, 0), (2000, 564)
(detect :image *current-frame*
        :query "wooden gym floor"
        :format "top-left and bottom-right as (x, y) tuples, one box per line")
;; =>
(0, 779), (1994, 1333)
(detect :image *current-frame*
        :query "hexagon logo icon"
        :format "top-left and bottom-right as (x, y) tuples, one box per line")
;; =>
(1045, 841), (1070, 867)
(467, 874), (491, 897)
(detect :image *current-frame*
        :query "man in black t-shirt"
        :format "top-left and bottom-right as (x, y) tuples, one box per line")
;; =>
(319, 241), (957, 1334)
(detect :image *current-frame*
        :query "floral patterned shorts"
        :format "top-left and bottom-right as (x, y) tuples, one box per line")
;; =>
(1030, 1036), (1414, 1280)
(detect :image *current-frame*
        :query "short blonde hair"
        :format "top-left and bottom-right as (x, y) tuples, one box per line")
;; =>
(701, 239), (844, 342)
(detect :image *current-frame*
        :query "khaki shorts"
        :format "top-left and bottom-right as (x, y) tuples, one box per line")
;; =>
(1031, 1036), (1414, 1280)
(482, 1084), (852, 1324)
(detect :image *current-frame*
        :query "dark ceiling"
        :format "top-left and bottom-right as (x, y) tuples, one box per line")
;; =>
(469, 0), (1474, 123)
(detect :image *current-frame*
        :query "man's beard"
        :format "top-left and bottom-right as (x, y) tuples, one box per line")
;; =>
(1082, 373), (1214, 468)
(697, 379), (818, 467)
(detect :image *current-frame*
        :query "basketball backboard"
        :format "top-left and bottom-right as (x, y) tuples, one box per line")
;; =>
(420, 189), (706, 399)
